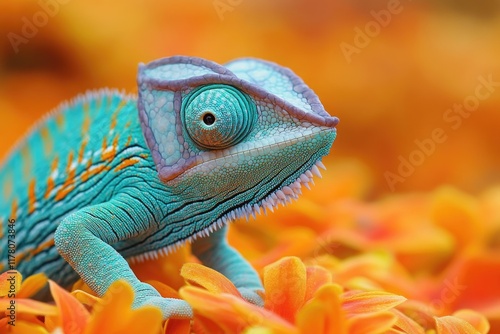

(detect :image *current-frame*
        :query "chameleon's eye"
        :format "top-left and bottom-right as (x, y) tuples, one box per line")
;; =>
(182, 84), (257, 150)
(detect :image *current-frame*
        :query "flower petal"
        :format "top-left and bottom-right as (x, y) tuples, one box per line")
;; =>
(263, 256), (306, 323)
(452, 310), (490, 334)
(0, 270), (22, 297)
(391, 309), (425, 334)
(0, 298), (58, 316)
(83, 280), (163, 334)
(48, 280), (89, 334)
(435, 315), (482, 334)
(296, 283), (347, 334)
(181, 262), (241, 296)
(17, 273), (48, 299)
(180, 286), (297, 333)
(342, 290), (406, 315)
(71, 290), (102, 308)
(146, 279), (181, 299)
(304, 266), (332, 303)
(347, 311), (398, 334)
(0, 319), (50, 334)
(163, 318), (191, 334)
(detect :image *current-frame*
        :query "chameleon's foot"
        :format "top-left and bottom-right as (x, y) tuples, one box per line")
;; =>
(134, 296), (193, 319)
(238, 287), (264, 307)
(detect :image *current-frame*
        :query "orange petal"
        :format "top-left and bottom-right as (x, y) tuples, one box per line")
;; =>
(83, 280), (162, 334)
(17, 273), (48, 298)
(48, 280), (89, 334)
(452, 310), (490, 334)
(146, 279), (181, 299)
(304, 266), (332, 303)
(0, 319), (50, 334)
(342, 290), (406, 315)
(0, 298), (57, 316)
(435, 315), (482, 334)
(180, 286), (297, 333)
(0, 270), (22, 297)
(163, 318), (191, 334)
(430, 186), (484, 249)
(131, 244), (190, 290)
(296, 283), (347, 334)
(263, 256), (306, 323)
(181, 262), (241, 296)
(118, 305), (163, 334)
(347, 311), (398, 334)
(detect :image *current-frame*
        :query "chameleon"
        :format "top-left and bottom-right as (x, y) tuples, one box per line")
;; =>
(0, 56), (338, 319)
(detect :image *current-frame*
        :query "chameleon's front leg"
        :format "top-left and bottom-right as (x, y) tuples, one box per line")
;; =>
(53, 194), (192, 319)
(191, 226), (264, 306)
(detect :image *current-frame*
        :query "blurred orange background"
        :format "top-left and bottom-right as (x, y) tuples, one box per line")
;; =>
(1, 0), (499, 196)
(1, 1), (500, 332)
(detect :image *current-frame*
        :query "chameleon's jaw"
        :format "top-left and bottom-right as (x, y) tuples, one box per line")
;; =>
(128, 152), (330, 264)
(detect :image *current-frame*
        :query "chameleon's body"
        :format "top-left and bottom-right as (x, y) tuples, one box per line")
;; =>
(0, 56), (338, 318)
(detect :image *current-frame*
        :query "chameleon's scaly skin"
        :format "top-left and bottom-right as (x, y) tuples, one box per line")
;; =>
(0, 56), (338, 319)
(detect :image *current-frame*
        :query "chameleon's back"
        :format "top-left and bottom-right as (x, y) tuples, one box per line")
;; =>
(0, 90), (146, 285)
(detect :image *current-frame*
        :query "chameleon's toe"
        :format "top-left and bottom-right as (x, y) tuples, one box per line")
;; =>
(135, 296), (193, 319)
(238, 287), (264, 307)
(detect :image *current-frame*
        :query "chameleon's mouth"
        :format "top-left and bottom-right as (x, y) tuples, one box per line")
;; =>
(189, 156), (327, 247)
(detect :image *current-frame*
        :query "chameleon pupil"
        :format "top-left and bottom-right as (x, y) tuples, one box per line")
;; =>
(203, 113), (216, 126)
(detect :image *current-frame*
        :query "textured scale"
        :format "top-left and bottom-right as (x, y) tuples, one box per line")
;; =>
(0, 56), (338, 319)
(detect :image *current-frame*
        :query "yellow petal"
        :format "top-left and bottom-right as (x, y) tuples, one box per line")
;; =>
(244, 326), (275, 334)
(342, 290), (406, 315)
(263, 256), (307, 323)
(0, 270), (22, 297)
(17, 273), (48, 299)
(181, 262), (241, 296)
(435, 316), (482, 334)
(48, 280), (89, 334)
(71, 289), (102, 308)
(347, 311), (398, 334)
(296, 284), (347, 334)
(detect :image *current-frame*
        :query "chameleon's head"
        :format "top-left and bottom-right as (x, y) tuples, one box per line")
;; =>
(137, 56), (338, 230)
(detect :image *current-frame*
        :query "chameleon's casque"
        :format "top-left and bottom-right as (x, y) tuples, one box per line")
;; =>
(0, 56), (338, 319)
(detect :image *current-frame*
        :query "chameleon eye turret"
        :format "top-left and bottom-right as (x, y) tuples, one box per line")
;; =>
(181, 84), (257, 150)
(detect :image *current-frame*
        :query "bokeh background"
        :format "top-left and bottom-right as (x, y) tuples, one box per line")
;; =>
(1, 0), (500, 332)
(1, 0), (499, 195)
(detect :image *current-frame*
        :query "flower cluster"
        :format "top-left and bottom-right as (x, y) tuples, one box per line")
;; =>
(1, 161), (498, 333)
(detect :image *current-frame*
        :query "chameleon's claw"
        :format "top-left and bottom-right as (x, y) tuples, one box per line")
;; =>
(134, 296), (193, 319)
(238, 287), (264, 307)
